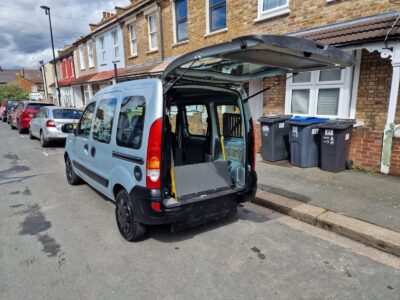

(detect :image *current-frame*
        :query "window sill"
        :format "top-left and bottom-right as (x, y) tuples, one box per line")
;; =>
(128, 54), (138, 59)
(172, 40), (189, 47)
(89, 66), (95, 69)
(204, 28), (228, 38)
(254, 6), (290, 23)
(146, 49), (159, 54)
(100, 63), (107, 66)
(112, 59), (121, 63)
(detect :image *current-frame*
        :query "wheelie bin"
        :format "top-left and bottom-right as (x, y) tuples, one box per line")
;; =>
(258, 115), (292, 161)
(317, 119), (356, 172)
(287, 116), (328, 168)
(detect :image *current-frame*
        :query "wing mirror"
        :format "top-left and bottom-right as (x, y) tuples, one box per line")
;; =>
(61, 123), (76, 135)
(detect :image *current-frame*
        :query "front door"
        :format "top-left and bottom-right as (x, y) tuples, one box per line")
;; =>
(72, 102), (96, 185)
(90, 95), (118, 197)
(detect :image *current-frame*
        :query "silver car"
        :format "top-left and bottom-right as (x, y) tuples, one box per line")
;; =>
(29, 106), (82, 147)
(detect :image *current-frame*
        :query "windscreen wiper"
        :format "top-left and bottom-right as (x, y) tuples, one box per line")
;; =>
(243, 74), (296, 103)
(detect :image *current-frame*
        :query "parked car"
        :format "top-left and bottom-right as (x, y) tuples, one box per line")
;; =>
(0, 99), (19, 122)
(62, 35), (355, 241)
(10, 101), (55, 133)
(6, 101), (20, 124)
(29, 106), (82, 147)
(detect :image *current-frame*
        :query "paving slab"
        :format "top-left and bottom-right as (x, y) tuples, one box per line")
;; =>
(256, 156), (400, 233)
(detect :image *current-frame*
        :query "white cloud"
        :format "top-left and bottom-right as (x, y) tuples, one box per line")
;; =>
(0, 0), (129, 69)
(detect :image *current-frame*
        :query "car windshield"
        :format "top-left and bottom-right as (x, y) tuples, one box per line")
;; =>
(6, 101), (18, 109)
(52, 109), (82, 119)
(27, 103), (54, 110)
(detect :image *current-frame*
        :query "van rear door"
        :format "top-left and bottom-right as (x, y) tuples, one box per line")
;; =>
(162, 35), (355, 84)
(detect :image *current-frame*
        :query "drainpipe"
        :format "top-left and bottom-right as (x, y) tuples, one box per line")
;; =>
(156, 0), (165, 62)
(381, 43), (400, 174)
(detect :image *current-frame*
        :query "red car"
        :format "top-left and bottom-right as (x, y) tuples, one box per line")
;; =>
(10, 101), (55, 133)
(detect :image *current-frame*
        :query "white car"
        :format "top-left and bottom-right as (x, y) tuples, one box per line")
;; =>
(29, 106), (82, 147)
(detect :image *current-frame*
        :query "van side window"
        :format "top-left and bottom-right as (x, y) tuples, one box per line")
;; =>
(77, 102), (96, 138)
(93, 98), (117, 144)
(216, 105), (242, 138)
(185, 104), (208, 136)
(116, 96), (146, 149)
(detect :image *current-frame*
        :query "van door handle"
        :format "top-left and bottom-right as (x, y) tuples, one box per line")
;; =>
(91, 146), (96, 157)
(84, 144), (89, 151)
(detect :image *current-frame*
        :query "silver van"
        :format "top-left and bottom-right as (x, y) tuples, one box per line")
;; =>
(63, 35), (355, 241)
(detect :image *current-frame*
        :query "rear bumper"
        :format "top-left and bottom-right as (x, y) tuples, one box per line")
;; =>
(21, 118), (32, 128)
(130, 186), (240, 226)
(44, 128), (68, 140)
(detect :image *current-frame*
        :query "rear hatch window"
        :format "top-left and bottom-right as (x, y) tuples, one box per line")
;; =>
(53, 109), (82, 119)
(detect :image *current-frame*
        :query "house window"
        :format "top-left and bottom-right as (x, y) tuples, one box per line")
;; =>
(83, 84), (91, 105)
(31, 86), (38, 93)
(286, 68), (352, 118)
(79, 46), (85, 70)
(129, 24), (137, 56)
(87, 41), (94, 68)
(147, 13), (158, 50)
(112, 31), (119, 59)
(175, 0), (188, 42)
(257, 0), (290, 21)
(209, 0), (226, 32)
(99, 36), (106, 63)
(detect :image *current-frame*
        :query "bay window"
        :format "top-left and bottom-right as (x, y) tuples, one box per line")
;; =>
(285, 68), (353, 118)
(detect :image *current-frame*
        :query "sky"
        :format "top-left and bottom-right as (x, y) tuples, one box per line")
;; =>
(0, 0), (130, 70)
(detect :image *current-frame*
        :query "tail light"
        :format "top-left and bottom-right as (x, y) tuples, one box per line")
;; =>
(46, 120), (56, 127)
(250, 118), (256, 171)
(146, 118), (163, 189)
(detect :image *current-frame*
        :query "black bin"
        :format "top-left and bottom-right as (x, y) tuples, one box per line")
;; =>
(258, 115), (292, 161)
(287, 117), (328, 168)
(318, 119), (355, 172)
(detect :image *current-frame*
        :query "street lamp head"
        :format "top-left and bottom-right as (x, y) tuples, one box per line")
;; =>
(40, 5), (50, 14)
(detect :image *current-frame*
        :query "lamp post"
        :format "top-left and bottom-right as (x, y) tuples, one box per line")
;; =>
(40, 5), (61, 106)
(112, 60), (119, 84)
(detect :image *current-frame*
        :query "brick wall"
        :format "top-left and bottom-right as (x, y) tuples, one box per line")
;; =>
(161, 0), (400, 59)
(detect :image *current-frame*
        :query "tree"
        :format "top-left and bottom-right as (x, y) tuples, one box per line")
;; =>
(0, 84), (29, 100)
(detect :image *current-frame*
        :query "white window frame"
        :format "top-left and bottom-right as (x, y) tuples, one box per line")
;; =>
(285, 67), (354, 118)
(256, 0), (290, 22)
(112, 31), (119, 60)
(79, 45), (85, 70)
(206, 0), (227, 34)
(129, 23), (138, 56)
(147, 13), (158, 51)
(87, 41), (94, 68)
(83, 84), (92, 105)
(172, 0), (188, 43)
(99, 36), (106, 63)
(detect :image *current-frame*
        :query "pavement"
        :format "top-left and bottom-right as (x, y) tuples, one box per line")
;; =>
(256, 156), (400, 233)
(1, 124), (400, 298)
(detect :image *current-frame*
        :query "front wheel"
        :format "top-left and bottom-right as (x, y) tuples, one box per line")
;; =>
(17, 121), (24, 134)
(29, 127), (34, 139)
(65, 156), (83, 185)
(116, 189), (146, 242)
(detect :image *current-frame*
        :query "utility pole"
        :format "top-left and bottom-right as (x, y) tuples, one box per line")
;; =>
(39, 60), (48, 99)
(40, 5), (61, 106)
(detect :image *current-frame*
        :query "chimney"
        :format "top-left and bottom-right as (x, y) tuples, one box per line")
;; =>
(89, 23), (99, 32)
(20, 68), (25, 78)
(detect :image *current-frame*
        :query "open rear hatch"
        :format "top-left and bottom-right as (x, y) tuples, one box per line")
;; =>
(162, 35), (355, 204)
(163, 35), (355, 84)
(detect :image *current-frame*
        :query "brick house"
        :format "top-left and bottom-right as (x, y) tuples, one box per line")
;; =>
(113, 0), (400, 175)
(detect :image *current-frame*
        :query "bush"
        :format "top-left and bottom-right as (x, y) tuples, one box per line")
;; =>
(0, 84), (29, 100)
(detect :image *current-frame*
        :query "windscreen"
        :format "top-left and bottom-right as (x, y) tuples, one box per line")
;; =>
(53, 109), (82, 119)
(27, 103), (54, 110)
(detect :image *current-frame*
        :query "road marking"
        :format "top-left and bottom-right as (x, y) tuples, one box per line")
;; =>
(42, 152), (49, 157)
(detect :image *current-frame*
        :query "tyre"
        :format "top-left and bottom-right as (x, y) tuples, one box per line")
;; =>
(10, 119), (15, 129)
(18, 121), (25, 134)
(28, 127), (35, 140)
(65, 156), (83, 185)
(2, 116), (6, 122)
(40, 131), (49, 147)
(115, 189), (146, 242)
